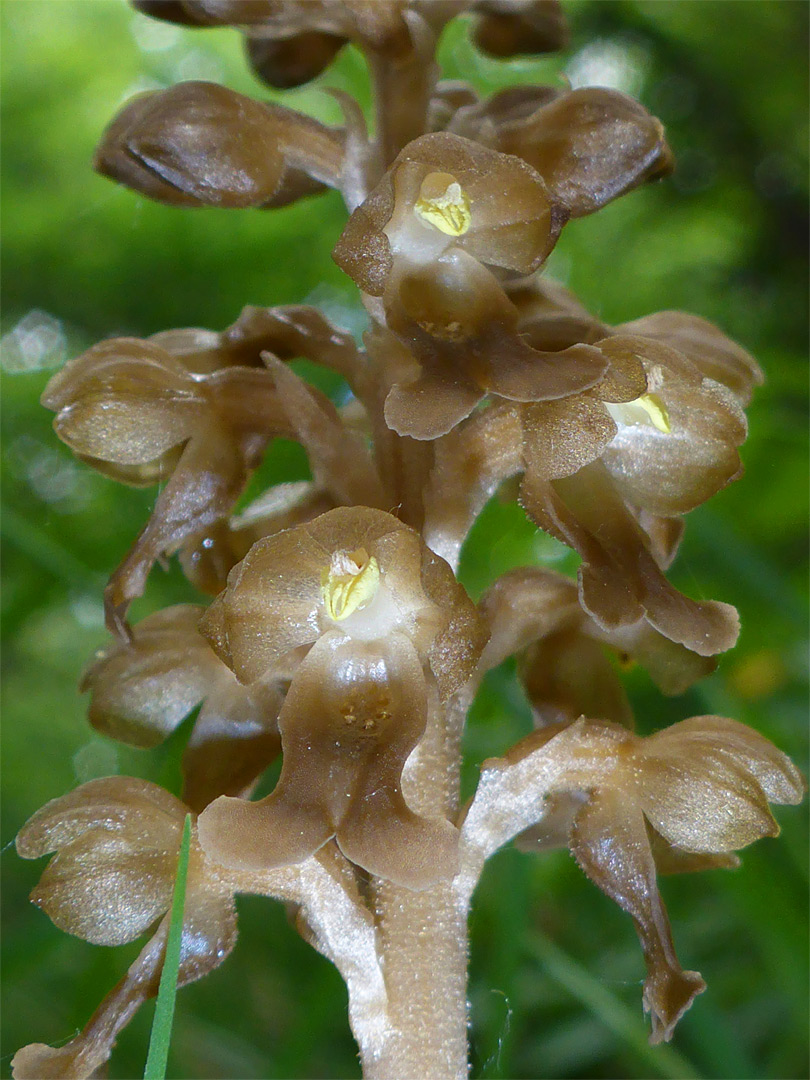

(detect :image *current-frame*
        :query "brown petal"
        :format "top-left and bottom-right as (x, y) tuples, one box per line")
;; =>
(420, 544), (489, 701)
(522, 397), (616, 480)
(478, 566), (580, 672)
(588, 618), (715, 696)
(82, 604), (217, 748)
(104, 431), (254, 636)
(487, 339), (608, 403)
(423, 402), (523, 566)
(499, 87), (673, 217)
(637, 728), (784, 854)
(264, 355), (387, 507)
(223, 304), (363, 389)
(199, 522), (326, 681)
(617, 310), (763, 406)
(543, 463), (741, 656)
(17, 778), (187, 945)
(570, 789), (706, 1043)
(16, 776), (186, 858)
(384, 366), (484, 439)
(647, 823), (741, 876)
(332, 177), (395, 295)
(598, 337), (747, 516)
(12, 925), (168, 1080)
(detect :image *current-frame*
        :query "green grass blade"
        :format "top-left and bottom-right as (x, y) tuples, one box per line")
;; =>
(144, 813), (192, 1080)
(526, 930), (701, 1080)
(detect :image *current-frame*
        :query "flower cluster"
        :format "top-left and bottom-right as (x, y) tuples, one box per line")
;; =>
(15, 2), (803, 1077)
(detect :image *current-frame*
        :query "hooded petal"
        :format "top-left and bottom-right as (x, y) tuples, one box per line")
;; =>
(16, 778), (187, 945)
(599, 336), (747, 516)
(42, 338), (203, 466)
(638, 716), (806, 852)
(499, 87), (673, 217)
(617, 310), (763, 406)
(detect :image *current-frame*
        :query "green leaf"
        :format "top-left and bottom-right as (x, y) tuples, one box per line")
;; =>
(144, 813), (192, 1080)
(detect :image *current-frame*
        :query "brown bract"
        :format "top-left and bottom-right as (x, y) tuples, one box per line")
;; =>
(197, 506), (486, 886)
(94, 80), (344, 209)
(13, 778), (237, 1079)
(82, 605), (284, 811)
(474, 716), (805, 1042)
(334, 132), (608, 438)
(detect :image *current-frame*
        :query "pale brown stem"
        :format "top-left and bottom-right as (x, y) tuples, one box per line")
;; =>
(362, 690), (472, 1080)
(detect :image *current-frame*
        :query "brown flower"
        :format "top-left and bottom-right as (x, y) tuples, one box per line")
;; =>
(466, 716), (805, 1042)
(82, 605), (284, 811)
(478, 567), (716, 727)
(441, 84), (673, 218)
(13, 778), (237, 1079)
(42, 337), (287, 633)
(95, 80), (344, 209)
(43, 325), (383, 634)
(334, 132), (607, 437)
(197, 506), (487, 887)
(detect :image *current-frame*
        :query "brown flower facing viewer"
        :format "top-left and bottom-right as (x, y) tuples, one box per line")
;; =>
(197, 506), (487, 889)
(335, 133), (613, 439)
(82, 605), (284, 812)
(460, 716), (805, 1043)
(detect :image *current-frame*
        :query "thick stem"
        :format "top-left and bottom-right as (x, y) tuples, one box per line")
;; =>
(364, 881), (469, 1080)
(362, 690), (471, 1080)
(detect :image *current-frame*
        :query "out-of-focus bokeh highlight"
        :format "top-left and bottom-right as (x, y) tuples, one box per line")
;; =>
(2, 2), (807, 1078)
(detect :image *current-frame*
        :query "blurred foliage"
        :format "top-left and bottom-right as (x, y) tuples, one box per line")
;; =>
(1, 2), (807, 1079)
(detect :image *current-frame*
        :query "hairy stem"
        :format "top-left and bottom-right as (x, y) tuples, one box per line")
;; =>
(362, 690), (471, 1080)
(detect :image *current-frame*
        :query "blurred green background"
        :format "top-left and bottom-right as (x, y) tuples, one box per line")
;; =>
(1, 2), (807, 1078)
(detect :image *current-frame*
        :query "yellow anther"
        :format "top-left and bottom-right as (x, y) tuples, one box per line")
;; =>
(635, 392), (671, 433)
(414, 172), (471, 236)
(321, 549), (381, 622)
